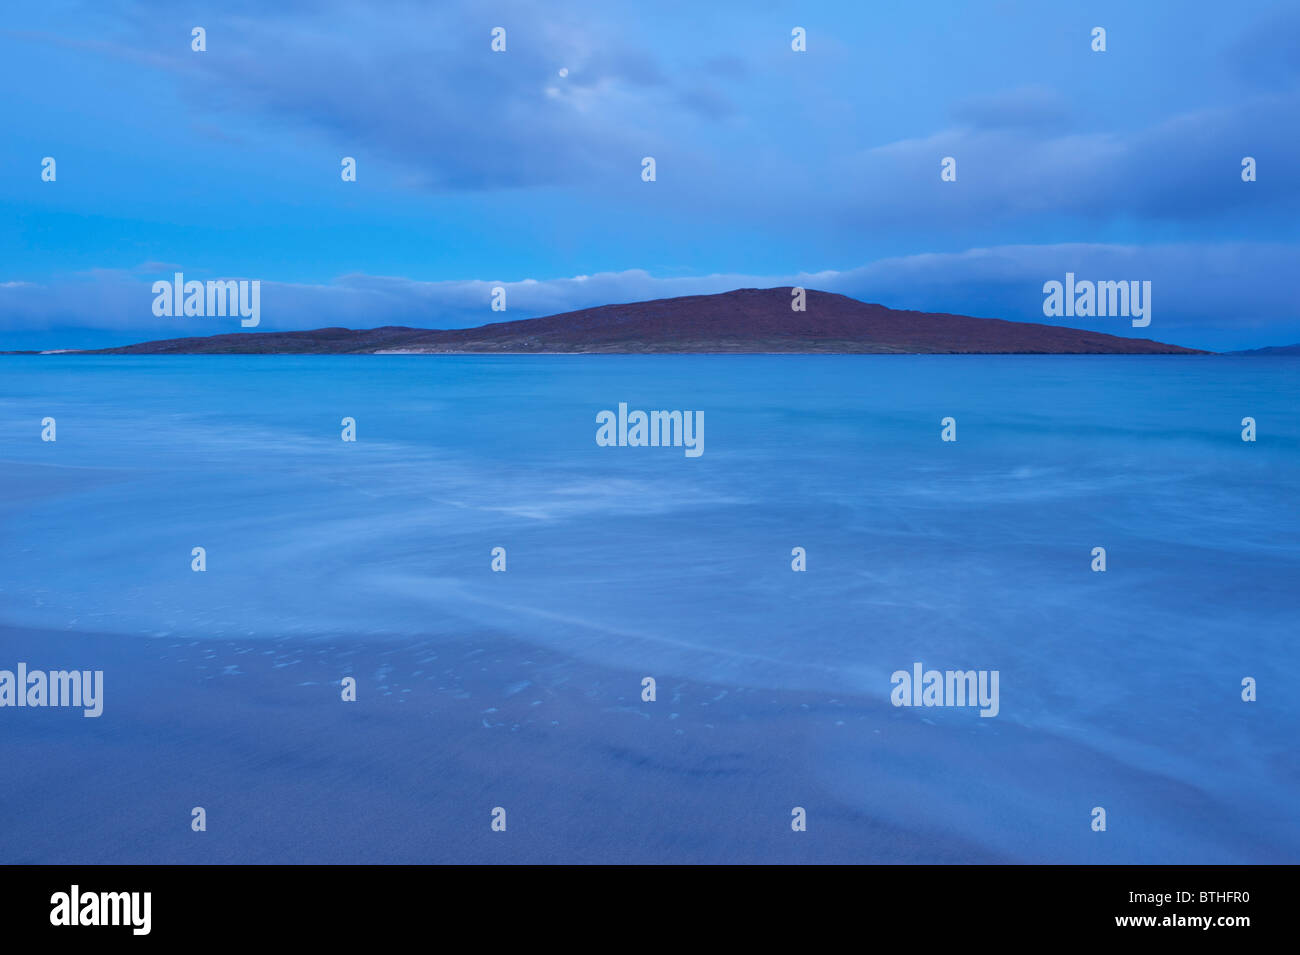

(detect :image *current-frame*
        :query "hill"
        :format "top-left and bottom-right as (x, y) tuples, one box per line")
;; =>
(83, 288), (1207, 354)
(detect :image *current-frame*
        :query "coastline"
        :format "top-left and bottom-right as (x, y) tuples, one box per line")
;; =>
(3, 620), (1288, 864)
(2, 353), (1295, 865)
(0, 623), (1008, 864)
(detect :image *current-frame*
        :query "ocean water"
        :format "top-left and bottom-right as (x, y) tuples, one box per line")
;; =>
(1, 354), (1296, 862)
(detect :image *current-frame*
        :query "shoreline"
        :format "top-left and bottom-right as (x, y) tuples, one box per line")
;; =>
(1, 349), (1235, 357)
(3, 621), (1287, 864)
(0, 623), (1009, 864)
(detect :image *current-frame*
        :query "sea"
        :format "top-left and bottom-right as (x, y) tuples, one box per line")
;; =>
(0, 354), (1295, 863)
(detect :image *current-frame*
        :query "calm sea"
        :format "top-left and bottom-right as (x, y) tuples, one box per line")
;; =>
(1, 354), (1296, 861)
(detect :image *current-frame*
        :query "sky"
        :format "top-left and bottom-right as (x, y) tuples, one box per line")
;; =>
(1, 0), (1297, 351)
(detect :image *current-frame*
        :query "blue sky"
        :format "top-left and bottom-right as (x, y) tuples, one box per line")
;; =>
(2, 0), (1297, 350)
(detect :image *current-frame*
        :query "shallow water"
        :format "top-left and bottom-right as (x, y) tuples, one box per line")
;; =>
(1, 354), (1296, 862)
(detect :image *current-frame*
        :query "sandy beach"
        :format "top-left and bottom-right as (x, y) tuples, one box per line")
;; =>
(2, 355), (1296, 864)
(0, 623), (1017, 864)
(6, 618), (1289, 864)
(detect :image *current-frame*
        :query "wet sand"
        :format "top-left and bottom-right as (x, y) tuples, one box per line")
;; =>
(0, 624), (1011, 864)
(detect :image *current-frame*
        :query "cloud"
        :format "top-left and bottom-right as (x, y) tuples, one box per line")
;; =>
(701, 55), (748, 80)
(71, 0), (732, 192)
(27, 0), (1298, 237)
(810, 90), (1300, 231)
(950, 85), (1071, 130)
(1225, 6), (1300, 89)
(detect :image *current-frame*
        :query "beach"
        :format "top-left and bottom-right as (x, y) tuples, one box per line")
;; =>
(1, 354), (1296, 863)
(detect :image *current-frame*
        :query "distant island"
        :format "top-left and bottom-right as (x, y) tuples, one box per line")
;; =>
(1225, 343), (1300, 355)
(24, 288), (1219, 355)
